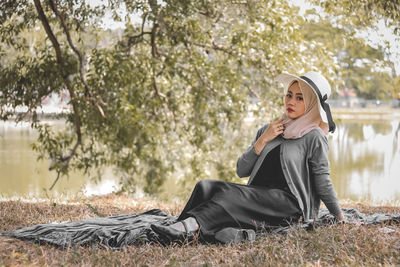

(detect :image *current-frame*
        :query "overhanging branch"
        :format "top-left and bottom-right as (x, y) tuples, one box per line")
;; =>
(49, 141), (80, 190)
(127, 13), (152, 47)
(48, 0), (106, 118)
(33, 0), (82, 189)
(183, 41), (217, 94)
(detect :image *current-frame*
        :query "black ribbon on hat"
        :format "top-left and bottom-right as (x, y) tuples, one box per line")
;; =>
(300, 76), (336, 133)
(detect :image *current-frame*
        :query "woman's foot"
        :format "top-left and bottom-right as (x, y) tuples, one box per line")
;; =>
(169, 217), (198, 232)
(214, 227), (256, 244)
(151, 217), (199, 242)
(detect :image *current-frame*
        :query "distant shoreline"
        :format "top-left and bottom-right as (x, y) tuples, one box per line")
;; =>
(332, 107), (400, 120)
(3, 106), (400, 125)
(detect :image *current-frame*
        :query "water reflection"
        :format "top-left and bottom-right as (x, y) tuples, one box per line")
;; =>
(329, 119), (400, 204)
(0, 121), (120, 198)
(0, 119), (399, 204)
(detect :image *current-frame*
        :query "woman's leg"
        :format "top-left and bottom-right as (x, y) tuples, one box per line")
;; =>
(153, 180), (301, 242)
(151, 179), (239, 241)
(185, 184), (302, 239)
(178, 179), (232, 220)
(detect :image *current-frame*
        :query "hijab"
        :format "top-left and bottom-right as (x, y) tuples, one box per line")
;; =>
(281, 80), (329, 139)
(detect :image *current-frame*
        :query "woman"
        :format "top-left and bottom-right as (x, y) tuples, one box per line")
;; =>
(152, 71), (345, 243)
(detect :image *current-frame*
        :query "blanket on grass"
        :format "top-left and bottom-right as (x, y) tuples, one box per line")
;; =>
(1, 208), (399, 249)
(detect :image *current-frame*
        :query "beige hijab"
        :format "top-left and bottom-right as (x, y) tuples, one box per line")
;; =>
(281, 80), (329, 139)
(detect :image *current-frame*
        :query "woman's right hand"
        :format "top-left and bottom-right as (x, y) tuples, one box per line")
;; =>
(254, 119), (285, 154)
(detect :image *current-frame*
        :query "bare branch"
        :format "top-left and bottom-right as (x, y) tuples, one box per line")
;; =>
(49, 140), (80, 190)
(127, 13), (151, 47)
(245, 84), (262, 100)
(127, 31), (152, 46)
(150, 22), (159, 57)
(141, 13), (148, 33)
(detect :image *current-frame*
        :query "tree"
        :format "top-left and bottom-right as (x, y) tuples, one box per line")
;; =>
(0, 0), (337, 195)
(311, 0), (400, 35)
(308, 0), (400, 97)
(301, 17), (396, 99)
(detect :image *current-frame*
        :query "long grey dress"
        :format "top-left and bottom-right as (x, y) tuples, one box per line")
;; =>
(178, 145), (302, 240)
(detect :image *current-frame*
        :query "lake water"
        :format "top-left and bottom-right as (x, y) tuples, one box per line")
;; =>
(0, 118), (399, 204)
(0, 121), (121, 199)
(328, 118), (400, 204)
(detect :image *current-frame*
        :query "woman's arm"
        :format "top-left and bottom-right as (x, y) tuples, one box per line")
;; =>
(236, 120), (285, 178)
(313, 173), (345, 221)
(253, 119), (285, 154)
(309, 134), (344, 220)
(236, 126), (265, 178)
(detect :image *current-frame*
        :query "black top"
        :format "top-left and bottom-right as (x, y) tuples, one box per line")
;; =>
(249, 145), (288, 189)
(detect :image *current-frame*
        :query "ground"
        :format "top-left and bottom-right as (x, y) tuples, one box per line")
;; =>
(0, 194), (399, 266)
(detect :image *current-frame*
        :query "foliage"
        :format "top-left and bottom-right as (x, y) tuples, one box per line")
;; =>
(311, 0), (400, 35)
(301, 17), (396, 99)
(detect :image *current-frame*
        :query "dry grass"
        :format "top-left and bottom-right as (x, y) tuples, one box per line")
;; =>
(0, 194), (399, 266)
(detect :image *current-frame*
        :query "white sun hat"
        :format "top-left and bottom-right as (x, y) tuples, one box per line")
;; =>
(275, 71), (336, 133)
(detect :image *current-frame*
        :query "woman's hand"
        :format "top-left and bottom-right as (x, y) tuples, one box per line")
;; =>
(336, 213), (347, 223)
(254, 119), (285, 154)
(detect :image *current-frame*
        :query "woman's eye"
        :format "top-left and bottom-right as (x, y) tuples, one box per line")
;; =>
(297, 97), (303, 101)
(286, 94), (292, 98)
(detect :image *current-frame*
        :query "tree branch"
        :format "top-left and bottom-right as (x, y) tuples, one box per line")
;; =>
(146, 0), (177, 126)
(183, 41), (217, 93)
(127, 31), (152, 46)
(149, 21), (167, 100)
(190, 41), (233, 55)
(152, 68), (167, 99)
(245, 84), (262, 100)
(33, 0), (63, 72)
(49, 141), (80, 190)
(33, 0), (82, 189)
(150, 22), (159, 57)
(127, 13), (151, 47)
(48, 0), (106, 118)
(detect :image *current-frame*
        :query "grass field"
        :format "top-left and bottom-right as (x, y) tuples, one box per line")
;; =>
(0, 194), (399, 266)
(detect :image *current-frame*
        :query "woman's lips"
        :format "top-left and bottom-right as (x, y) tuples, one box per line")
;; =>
(287, 108), (294, 113)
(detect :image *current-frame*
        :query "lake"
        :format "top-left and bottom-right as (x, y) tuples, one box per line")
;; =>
(0, 117), (399, 204)
(328, 118), (400, 204)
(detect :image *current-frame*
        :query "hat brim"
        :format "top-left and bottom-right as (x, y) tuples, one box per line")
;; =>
(275, 73), (328, 123)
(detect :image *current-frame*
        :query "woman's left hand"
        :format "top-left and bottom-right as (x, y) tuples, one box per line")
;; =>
(336, 213), (346, 223)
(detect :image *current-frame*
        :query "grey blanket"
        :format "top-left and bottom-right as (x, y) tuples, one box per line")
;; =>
(1, 208), (399, 249)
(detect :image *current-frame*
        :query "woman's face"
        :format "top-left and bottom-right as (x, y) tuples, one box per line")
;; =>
(285, 81), (305, 119)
